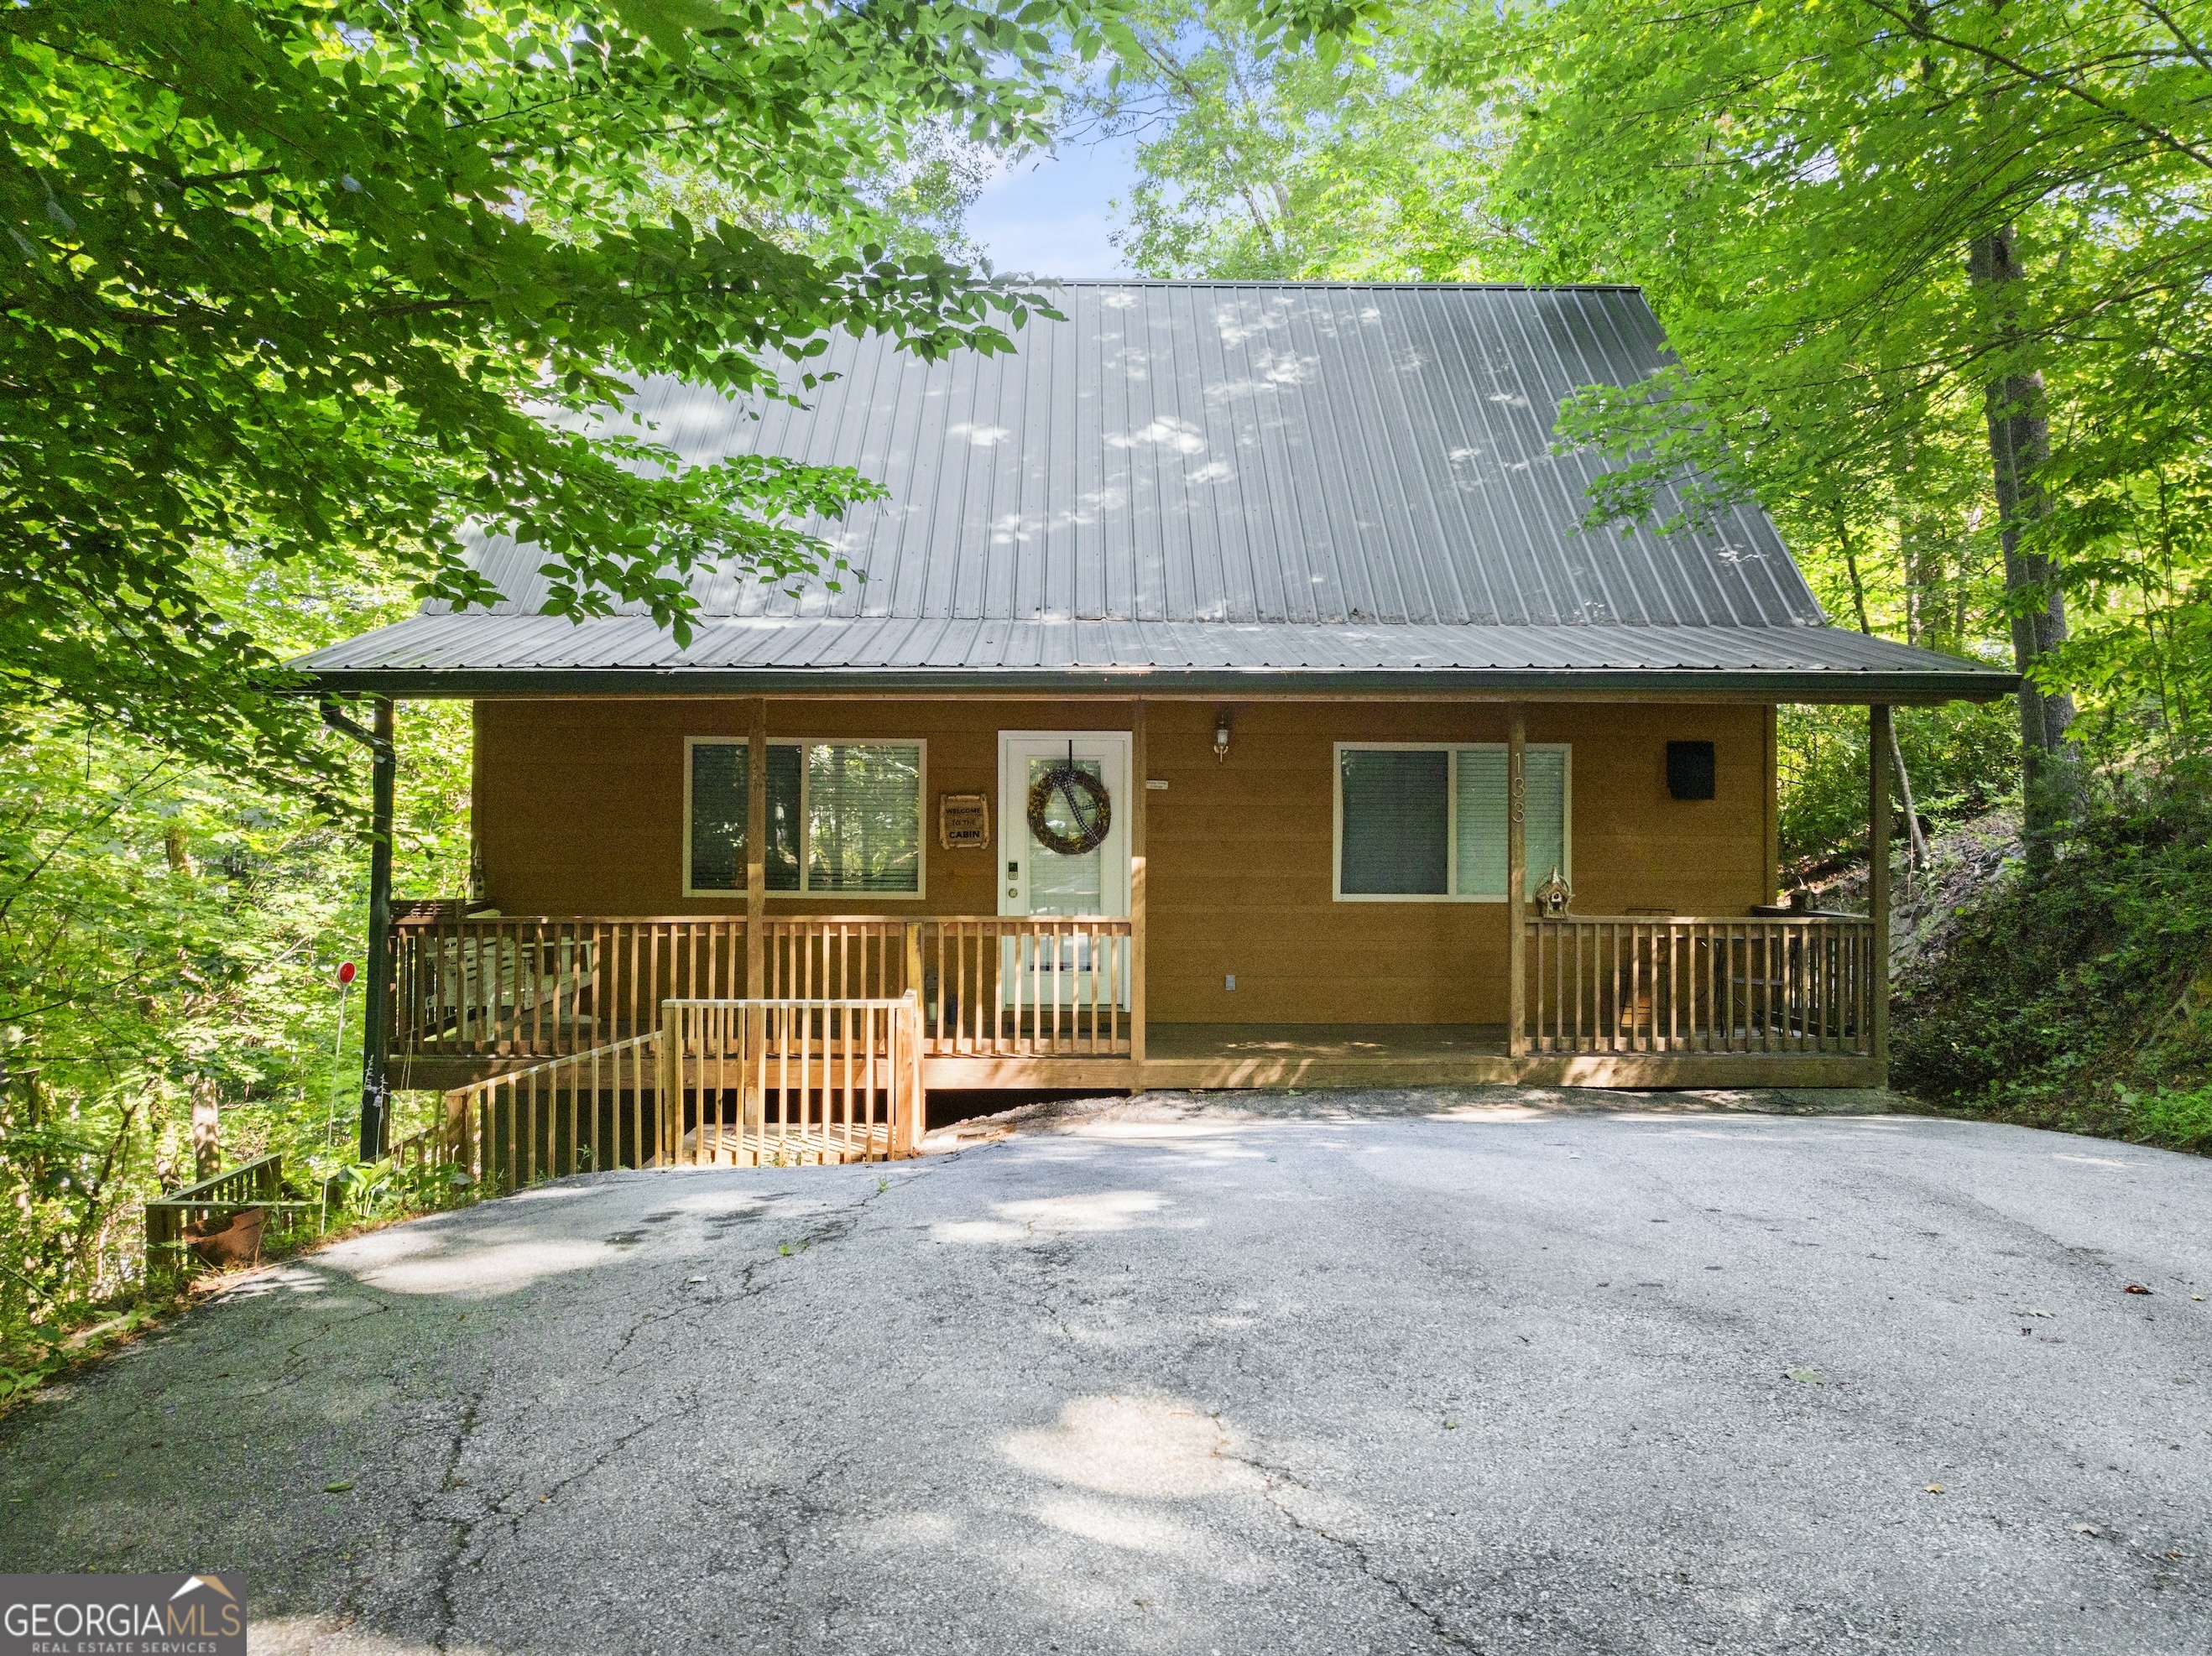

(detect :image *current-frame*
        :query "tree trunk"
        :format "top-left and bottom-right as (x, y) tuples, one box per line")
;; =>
(1969, 226), (2076, 853)
(163, 820), (194, 876)
(1886, 715), (1928, 874)
(1837, 511), (1930, 870)
(167, 820), (221, 1175)
(1900, 511), (1954, 653)
(190, 1072), (222, 1179)
(1887, 424), (1954, 654)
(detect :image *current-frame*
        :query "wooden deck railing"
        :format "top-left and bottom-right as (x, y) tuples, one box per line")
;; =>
(1523, 914), (1877, 1055)
(391, 913), (1135, 1065)
(761, 918), (908, 1001)
(422, 992), (926, 1199)
(660, 997), (922, 1168)
(143, 1153), (293, 1276)
(393, 914), (747, 1059)
(443, 1033), (665, 1194)
(912, 916), (1134, 1056)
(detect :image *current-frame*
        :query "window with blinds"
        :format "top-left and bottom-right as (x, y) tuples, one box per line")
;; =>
(1336, 743), (1569, 900)
(1338, 749), (1450, 894)
(687, 739), (924, 897)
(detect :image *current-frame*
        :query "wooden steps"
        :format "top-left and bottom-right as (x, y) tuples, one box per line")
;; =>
(680, 1122), (899, 1167)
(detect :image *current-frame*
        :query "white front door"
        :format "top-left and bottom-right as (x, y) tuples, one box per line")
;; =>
(999, 732), (1131, 1008)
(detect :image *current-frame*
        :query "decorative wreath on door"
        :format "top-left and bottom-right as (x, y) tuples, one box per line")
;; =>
(1027, 745), (1113, 857)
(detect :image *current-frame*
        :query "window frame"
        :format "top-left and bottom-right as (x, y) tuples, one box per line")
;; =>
(682, 735), (930, 901)
(1330, 740), (1572, 904)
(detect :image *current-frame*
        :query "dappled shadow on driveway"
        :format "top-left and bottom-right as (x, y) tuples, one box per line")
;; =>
(3, 1097), (2209, 1653)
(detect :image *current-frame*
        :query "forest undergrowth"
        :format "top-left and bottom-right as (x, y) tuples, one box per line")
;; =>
(1887, 768), (2212, 1152)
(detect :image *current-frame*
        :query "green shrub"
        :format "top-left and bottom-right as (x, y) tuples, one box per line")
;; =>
(1892, 760), (2212, 1148)
(2131, 1086), (2212, 1150)
(333, 1154), (472, 1221)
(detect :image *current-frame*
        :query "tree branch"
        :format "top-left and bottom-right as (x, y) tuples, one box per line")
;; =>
(1853, 0), (2212, 173)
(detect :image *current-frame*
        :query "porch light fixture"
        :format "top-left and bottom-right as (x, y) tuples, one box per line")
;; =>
(1213, 712), (1231, 763)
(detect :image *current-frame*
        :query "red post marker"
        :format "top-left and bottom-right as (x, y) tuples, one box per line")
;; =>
(337, 961), (357, 987)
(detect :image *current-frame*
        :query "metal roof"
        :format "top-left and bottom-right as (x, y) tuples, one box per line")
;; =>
(296, 281), (2013, 700)
(296, 612), (2009, 700)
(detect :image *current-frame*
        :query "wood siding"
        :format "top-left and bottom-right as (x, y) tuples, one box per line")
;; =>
(472, 697), (1772, 1028)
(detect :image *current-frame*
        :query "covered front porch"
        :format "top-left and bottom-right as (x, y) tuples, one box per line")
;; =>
(373, 699), (1898, 1104)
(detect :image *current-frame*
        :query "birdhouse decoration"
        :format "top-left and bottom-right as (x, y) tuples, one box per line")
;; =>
(1534, 867), (1573, 917)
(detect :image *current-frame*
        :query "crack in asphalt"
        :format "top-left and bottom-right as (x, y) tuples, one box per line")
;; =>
(1223, 1442), (1482, 1652)
(695, 1454), (859, 1653)
(492, 1393), (709, 1547)
(602, 1283), (699, 1374)
(415, 1170), (915, 1642)
(21, 1116), (2207, 1653)
(415, 1285), (704, 1648)
(978, 1189), (1141, 1364)
(422, 1386), (486, 1654)
(233, 1295), (394, 1402)
(964, 1167), (1479, 1649)
(1013, 1234), (1084, 1347)
(600, 1171), (905, 1374)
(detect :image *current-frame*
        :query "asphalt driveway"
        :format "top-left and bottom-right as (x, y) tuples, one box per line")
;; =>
(4, 1091), (2209, 1653)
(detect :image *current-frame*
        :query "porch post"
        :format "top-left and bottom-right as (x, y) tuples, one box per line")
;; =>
(1129, 700), (1147, 1071)
(1506, 704), (1527, 1060)
(659, 999), (682, 1166)
(1869, 702), (1893, 1078)
(359, 695), (396, 1161)
(1762, 704), (1782, 907)
(746, 697), (767, 997)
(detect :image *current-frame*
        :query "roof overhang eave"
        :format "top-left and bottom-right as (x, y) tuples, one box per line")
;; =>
(295, 664), (2020, 706)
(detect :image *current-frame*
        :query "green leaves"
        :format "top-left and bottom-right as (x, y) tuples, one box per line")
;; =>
(0, 0), (1108, 1356)
(0, 692), (474, 1345)
(1068, 0), (1509, 282)
(1424, 0), (2212, 766)
(1, 0), (1083, 779)
(1893, 762), (2212, 1143)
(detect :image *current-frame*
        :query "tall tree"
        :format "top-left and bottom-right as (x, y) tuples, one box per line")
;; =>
(1971, 223), (2079, 831)
(1435, 0), (2212, 836)
(1062, 0), (1517, 279)
(1071, 0), (2212, 862)
(2, 0), (1102, 778)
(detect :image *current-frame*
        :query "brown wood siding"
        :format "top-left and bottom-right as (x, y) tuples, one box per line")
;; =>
(472, 696), (1773, 1026)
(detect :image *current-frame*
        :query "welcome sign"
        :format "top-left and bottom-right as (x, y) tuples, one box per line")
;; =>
(2, 1575), (245, 1655)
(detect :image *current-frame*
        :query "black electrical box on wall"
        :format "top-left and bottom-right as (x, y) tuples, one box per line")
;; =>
(1667, 741), (1717, 800)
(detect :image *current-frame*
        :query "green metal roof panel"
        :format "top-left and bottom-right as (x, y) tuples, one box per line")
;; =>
(432, 282), (1823, 629)
(295, 281), (2015, 700)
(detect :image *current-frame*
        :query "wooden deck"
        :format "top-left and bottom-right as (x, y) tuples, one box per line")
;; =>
(1146, 1023), (1501, 1088)
(926, 1022), (1879, 1091)
(1142, 1024), (1879, 1091)
(400, 1032), (1882, 1093)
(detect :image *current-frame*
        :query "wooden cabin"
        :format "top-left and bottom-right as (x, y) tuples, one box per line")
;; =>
(301, 281), (2011, 1164)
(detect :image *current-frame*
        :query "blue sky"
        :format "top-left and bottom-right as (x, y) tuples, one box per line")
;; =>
(965, 138), (1140, 279)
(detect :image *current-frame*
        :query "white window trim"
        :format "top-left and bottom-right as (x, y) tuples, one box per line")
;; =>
(683, 735), (930, 901)
(1330, 740), (1572, 904)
